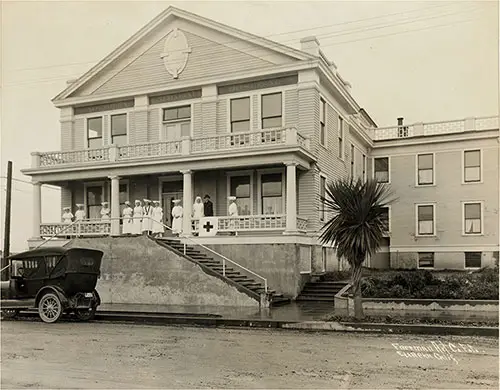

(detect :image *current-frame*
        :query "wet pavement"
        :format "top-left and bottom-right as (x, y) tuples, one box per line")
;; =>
(98, 301), (499, 323)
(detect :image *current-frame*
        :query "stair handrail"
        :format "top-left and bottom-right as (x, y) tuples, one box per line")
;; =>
(148, 217), (268, 293)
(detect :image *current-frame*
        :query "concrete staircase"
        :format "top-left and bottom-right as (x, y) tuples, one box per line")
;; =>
(296, 279), (349, 303)
(154, 238), (290, 307)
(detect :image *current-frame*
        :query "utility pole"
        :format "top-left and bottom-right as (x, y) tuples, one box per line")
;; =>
(2, 161), (12, 280)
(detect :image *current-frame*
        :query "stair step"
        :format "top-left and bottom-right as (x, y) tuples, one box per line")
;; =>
(296, 296), (335, 302)
(301, 289), (342, 294)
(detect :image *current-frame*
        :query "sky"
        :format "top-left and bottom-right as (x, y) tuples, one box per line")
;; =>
(1, 0), (499, 252)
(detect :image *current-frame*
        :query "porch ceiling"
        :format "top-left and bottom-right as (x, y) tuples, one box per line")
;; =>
(25, 150), (313, 184)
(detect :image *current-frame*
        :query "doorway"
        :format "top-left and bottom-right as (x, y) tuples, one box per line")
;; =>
(162, 192), (183, 228)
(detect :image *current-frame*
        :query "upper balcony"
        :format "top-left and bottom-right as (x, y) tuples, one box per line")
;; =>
(370, 115), (498, 141)
(28, 127), (312, 173)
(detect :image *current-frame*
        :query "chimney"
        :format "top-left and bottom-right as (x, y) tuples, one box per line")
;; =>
(397, 117), (404, 126)
(300, 36), (320, 56)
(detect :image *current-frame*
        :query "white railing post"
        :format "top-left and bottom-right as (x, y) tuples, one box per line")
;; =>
(414, 122), (424, 136)
(464, 117), (476, 132)
(181, 136), (191, 156)
(31, 152), (41, 168)
(223, 258), (226, 276)
(183, 242), (187, 255)
(109, 144), (118, 162)
(286, 127), (298, 145)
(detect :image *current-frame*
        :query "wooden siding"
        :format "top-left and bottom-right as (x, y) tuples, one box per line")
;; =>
(197, 102), (211, 137)
(284, 89), (298, 128)
(134, 110), (149, 144)
(216, 100), (227, 134)
(61, 120), (73, 151)
(148, 109), (160, 142)
(128, 111), (136, 144)
(74, 118), (85, 150)
(92, 30), (274, 96)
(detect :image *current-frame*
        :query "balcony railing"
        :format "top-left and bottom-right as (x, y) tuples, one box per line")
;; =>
(33, 127), (309, 168)
(371, 115), (498, 141)
(40, 214), (308, 238)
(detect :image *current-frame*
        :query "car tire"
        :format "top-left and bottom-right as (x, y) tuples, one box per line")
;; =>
(75, 305), (97, 321)
(1, 309), (19, 319)
(38, 293), (63, 323)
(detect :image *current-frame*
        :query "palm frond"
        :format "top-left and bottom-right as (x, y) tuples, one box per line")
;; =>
(319, 177), (397, 267)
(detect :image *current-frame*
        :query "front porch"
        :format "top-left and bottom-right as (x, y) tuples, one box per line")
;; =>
(31, 161), (316, 241)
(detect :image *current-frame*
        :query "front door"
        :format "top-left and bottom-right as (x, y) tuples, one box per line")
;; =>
(162, 192), (183, 228)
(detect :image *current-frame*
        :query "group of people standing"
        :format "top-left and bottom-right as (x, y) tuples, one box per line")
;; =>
(61, 194), (218, 237)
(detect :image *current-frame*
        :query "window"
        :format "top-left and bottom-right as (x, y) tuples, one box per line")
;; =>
(231, 97), (250, 132)
(338, 117), (344, 159)
(374, 157), (389, 183)
(162, 105), (191, 140)
(362, 154), (366, 181)
(350, 144), (355, 177)
(261, 93), (282, 129)
(230, 176), (251, 215)
(417, 204), (435, 235)
(261, 173), (283, 214)
(464, 202), (482, 234)
(87, 117), (103, 148)
(111, 114), (127, 146)
(380, 207), (389, 234)
(417, 153), (434, 185)
(320, 98), (326, 146)
(320, 175), (326, 222)
(464, 150), (481, 182)
(86, 186), (103, 220)
(465, 252), (482, 268)
(418, 252), (434, 268)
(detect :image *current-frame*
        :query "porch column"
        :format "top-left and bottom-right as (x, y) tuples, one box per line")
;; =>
(32, 181), (42, 238)
(181, 170), (193, 237)
(285, 162), (298, 234)
(109, 175), (120, 236)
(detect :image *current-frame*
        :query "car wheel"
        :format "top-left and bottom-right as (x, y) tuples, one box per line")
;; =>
(75, 305), (97, 321)
(1, 309), (19, 319)
(38, 293), (63, 323)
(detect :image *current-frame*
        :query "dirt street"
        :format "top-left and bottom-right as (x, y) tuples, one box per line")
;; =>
(1, 320), (498, 389)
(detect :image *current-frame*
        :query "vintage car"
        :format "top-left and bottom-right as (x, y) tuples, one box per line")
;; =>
(1, 247), (103, 323)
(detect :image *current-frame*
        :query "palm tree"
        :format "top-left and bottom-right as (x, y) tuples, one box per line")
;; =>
(319, 177), (396, 319)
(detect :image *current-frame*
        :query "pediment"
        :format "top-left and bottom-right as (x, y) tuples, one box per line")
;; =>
(56, 7), (311, 101)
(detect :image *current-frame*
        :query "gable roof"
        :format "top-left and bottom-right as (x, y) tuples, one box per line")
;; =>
(53, 6), (315, 103)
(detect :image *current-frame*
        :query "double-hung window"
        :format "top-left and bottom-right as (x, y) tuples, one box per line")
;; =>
(230, 176), (251, 215)
(463, 202), (482, 235)
(464, 150), (481, 183)
(338, 117), (344, 159)
(374, 157), (389, 183)
(261, 92), (282, 129)
(111, 114), (127, 146)
(87, 117), (103, 149)
(162, 105), (191, 141)
(417, 153), (434, 185)
(320, 175), (326, 222)
(320, 98), (326, 146)
(417, 204), (435, 236)
(231, 97), (250, 133)
(86, 186), (103, 220)
(261, 173), (283, 214)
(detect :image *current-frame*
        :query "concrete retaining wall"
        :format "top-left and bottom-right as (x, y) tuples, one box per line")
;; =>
(65, 236), (259, 307)
(205, 243), (304, 298)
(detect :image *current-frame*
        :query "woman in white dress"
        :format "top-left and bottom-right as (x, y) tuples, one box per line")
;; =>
(152, 200), (165, 237)
(100, 201), (111, 234)
(142, 199), (153, 235)
(122, 200), (133, 235)
(171, 199), (183, 236)
(74, 203), (86, 237)
(62, 207), (73, 224)
(192, 196), (204, 235)
(228, 196), (238, 236)
(132, 200), (143, 235)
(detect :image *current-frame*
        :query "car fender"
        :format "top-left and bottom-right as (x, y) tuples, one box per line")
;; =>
(35, 286), (69, 308)
(93, 289), (101, 306)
